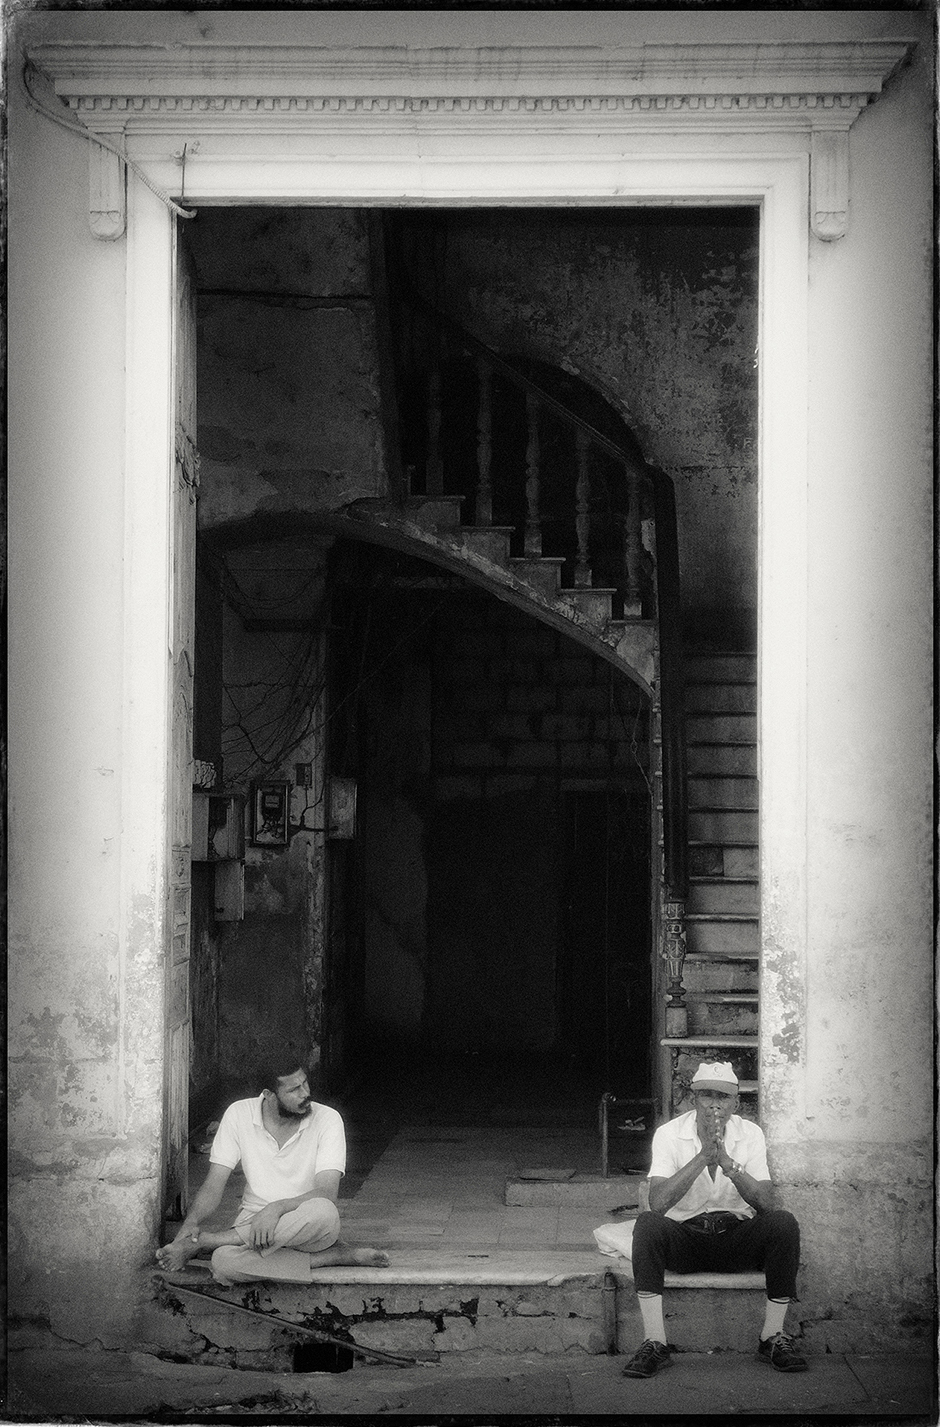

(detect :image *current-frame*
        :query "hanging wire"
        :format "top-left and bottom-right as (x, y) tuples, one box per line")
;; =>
(214, 543), (450, 790)
(603, 778), (613, 1088)
(610, 675), (653, 799)
(22, 60), (196, 222)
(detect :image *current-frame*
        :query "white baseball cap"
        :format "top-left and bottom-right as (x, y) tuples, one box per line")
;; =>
(691, 1061), (739, 1094)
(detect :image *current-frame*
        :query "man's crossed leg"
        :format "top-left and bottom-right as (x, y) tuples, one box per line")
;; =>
(156, 1197), (388, 1284)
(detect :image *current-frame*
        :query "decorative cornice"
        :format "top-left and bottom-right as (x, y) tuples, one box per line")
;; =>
(66, 91), (877, 117)
(27, 36), (917, 244)
(29, 39), (913, 101)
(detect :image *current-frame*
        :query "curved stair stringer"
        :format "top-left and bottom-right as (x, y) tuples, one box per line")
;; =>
(341, 497), (658, 696)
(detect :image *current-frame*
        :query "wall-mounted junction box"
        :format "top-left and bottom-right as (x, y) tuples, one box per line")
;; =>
(192, 793), (245, 862)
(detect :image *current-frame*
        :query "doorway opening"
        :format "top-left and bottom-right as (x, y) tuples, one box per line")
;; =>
(176, 200), (757, 1212)
(323, 543), (652, 1137)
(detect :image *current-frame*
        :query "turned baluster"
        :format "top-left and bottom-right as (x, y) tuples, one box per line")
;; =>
(623, 466), (642, 615)
(426, 347), (444, 496)
(475, 355), (493, 527)
(662, 894), (689, 1037)
(574, 428), (592, 587)
(524, 390), (542, 557)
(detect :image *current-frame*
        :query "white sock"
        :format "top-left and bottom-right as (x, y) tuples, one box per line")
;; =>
(761, 1297), (790, 1339)
(637, 1292), (666, 1345)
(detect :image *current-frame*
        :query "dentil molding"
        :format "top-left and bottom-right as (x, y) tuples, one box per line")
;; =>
(28, 37), (916, 242)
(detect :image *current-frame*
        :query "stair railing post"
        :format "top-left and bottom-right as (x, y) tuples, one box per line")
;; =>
(475, 354), (493, 527)
(662, 889), (688, 1037)
(623, 468), (642, 616)
(524, 389), (542, 557)
(574, 428), (593, 587)
(426, 338), (444, 496)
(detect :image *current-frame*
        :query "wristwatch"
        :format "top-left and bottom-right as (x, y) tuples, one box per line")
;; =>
(726, 1161), (745, 1177)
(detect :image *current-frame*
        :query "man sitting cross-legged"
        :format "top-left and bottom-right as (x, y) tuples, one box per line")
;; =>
(621, 1060), (805, 1379)
(156, 1051), (388, 1284)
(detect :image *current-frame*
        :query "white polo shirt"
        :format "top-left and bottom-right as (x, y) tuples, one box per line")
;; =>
(647, 1111), (770, 1222)
(210, 1096), (346, 1215)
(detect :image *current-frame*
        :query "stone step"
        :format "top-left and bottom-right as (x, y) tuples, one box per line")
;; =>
(684, 947), (759, 967)
(458, 525), (514, 563)
(505, 1175), (644, 1209)
(687, 743), (757, 776)
(660, 1035), (758, 1049)
(688, 777), (758, 810)
(688, 879), (758, 915)
(402, 493), (466, 530)
(149, 1259), (770, 1362)
(610, 1264), (767, 1349)
(683, 959), (758, 993)
(148, 1252), (618, 1365)
(684, 653), (757, 684)
(686, 917), (759, 956)
(685, 713), (757, 744)
(559, 587), (615, 625)
(689, 845), (759, 880)
(688, 1000), (758, 1038)
(690, 992), (759, 1004)
(509, 555), (566, 599)
(689, 809), (759, 843)
(685, 683), (757, 714)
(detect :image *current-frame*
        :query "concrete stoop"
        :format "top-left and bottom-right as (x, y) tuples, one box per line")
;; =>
(144, 1253), (773, 1372)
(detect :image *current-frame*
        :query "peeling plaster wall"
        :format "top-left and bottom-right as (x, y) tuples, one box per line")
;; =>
(405, 208), (758, 647)
(8, 39), (165, 1342)
(190, 208), (389, 528)
(761, 24), (934, 1348)
(211, 551), (333, 1088)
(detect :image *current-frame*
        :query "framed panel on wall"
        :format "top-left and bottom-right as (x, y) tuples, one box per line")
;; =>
(251, 781), (290, 846)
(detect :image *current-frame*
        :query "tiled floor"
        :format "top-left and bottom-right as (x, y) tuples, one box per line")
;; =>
(339, 1125), (609, 1252)
(187, 1056), (638, 1260)
(195, 1123), (613, 1256)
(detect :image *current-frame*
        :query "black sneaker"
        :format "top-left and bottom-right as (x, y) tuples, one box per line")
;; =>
(621, 1339), (672, 1378)
(757, 1333), (807, 1372)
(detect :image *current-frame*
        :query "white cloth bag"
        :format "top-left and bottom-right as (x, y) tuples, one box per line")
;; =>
(592, 1219), (636, 1260)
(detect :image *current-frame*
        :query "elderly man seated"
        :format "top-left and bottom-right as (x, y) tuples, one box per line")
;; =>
(620, 1060), (805, 1379)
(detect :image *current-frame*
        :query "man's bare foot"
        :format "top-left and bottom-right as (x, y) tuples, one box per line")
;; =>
(348, 1246), (390, 1267)
(155, 1234), (202, 1273)
(310, 1241), (390, 1269)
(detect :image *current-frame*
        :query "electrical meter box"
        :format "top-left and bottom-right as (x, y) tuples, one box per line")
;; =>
(192, 793), (245, 862)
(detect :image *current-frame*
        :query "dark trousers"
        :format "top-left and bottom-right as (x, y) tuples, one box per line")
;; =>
(632, 1209), (800, 1301)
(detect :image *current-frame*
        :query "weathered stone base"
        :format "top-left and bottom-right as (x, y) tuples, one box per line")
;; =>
(140, 1274), (615, 1370)
(139, 1266), (791, 1367)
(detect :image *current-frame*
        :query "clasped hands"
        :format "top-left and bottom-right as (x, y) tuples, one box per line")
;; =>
(701, 1107), (734, 1172)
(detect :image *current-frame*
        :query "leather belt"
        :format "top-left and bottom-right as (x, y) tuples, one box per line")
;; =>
(684, 1212), (742, 1236)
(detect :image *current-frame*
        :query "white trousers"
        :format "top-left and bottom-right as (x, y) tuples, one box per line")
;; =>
(211, 1197), (341, 1284)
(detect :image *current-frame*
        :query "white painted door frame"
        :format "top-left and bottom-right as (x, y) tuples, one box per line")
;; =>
(30, 26), (911, 1139)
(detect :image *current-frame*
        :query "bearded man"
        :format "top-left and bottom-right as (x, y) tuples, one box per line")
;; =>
(156, 1052), (388, 1284)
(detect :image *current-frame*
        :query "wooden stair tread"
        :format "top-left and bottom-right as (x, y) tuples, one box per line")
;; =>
(510, 554), (566, 565)
(660, 1035), (757, 1047)
(688, 993), (759, 1003)
(689, 773), (758, 780)
(687, 913), (757, 923)
(685, 950), (759, 962)
(688, 840), (757, 849)
(690, 877), (757, 885)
